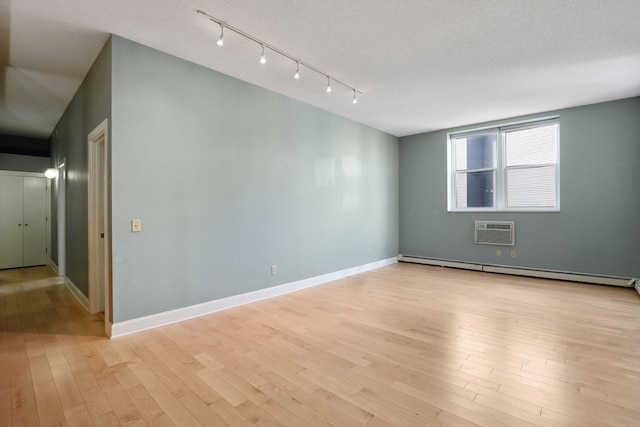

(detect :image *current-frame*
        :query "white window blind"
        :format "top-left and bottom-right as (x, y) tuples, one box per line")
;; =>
(448, 118), (559, 212)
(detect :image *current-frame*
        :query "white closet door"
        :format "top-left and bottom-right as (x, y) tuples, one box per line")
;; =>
(0, 176), (24, 269)
(22, 177), (47, 267)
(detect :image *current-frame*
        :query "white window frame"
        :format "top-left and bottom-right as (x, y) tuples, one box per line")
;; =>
(447, 116), (560, 212)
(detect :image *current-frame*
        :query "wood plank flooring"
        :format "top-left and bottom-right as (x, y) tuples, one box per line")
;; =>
(1, 263), (639, 426)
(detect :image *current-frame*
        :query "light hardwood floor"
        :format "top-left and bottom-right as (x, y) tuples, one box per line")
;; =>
(1, 263), (639, 426)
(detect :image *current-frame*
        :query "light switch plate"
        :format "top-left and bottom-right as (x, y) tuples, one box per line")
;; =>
(132, 219), (141, 232)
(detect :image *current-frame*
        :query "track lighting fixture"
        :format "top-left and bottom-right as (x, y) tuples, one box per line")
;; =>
(259, 44), (266, 64)
(197, 9), (362, 103)
(217, 23), (224, 46)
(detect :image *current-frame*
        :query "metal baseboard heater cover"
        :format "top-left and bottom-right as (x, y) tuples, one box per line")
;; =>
(397, 255), (632, 288)
(475, 221), (515, 246)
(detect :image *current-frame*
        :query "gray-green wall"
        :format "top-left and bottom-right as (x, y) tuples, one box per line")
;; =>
(399, 97), (640, 278)
(50, 37), (112, 294)
(110, 36), (398, 322)
(0, 153), (50, 173)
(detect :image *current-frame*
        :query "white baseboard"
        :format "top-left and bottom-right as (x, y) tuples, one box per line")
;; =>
(49, 259), (59, 275)
(111, 257), (397, 338)
(399, 255), (631, 287)
(398, 255), (483, 271)
(64, 277), (90, 312)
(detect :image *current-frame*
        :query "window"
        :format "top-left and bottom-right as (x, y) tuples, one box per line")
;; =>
(448, 118), (559, 212)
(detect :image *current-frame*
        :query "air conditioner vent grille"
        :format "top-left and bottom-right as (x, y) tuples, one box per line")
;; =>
(475, 221), (515, 246)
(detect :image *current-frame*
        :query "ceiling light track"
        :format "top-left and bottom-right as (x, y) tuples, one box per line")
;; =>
(197, 9), (363, 103)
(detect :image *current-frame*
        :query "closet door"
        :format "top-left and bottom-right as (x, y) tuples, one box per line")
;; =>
(0, 176), (24, 269)
(22, 177), (47, 267)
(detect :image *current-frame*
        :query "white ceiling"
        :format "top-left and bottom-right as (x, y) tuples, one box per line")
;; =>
(2, 0), (640, 139)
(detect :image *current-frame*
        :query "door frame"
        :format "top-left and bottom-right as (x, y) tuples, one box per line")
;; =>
(88, 119), (111, 336)
(56, 159), (66, 277)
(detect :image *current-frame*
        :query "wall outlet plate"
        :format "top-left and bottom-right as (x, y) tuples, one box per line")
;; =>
(131, 219), (141, 232)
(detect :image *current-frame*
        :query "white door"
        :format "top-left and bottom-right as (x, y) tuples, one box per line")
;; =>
(23, 177), (47, 266)
(0, 176), (24, 269)
(96, 140), (105, 312)
(88, 118), (110, 328)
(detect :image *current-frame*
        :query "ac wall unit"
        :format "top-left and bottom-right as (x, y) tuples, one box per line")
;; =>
(475, 221), (515, 246)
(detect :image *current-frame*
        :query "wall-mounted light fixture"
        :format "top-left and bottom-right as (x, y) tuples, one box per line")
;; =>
(45, 168), (58, 179)
(197, 9), (362, 104)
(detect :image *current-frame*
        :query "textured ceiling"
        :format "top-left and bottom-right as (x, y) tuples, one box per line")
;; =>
(2, 0), (640, 139)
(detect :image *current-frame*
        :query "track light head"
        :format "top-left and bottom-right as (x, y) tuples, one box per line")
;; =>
(217, 24), (224, 46)
(198, 10), (363, 105)
(259, 44), (266, 64)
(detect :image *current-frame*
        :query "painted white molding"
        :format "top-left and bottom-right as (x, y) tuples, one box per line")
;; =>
(49, 259), (59, 275)
(64, 277), (90, 312)
(483, 265), (630, 287)
(87, 118), (110, 323)
(398, 255), (483, 271)
(111, 257), (397, 338)
(0, 170), (45, 177)
(399, 255), (631, 287)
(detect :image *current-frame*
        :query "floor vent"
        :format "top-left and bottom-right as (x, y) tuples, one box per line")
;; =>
(475, 221), (515, 246)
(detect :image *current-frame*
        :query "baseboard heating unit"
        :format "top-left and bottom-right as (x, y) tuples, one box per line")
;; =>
(398, 254), (633, 288)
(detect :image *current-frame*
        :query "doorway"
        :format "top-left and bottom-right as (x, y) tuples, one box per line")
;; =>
(88, 119), (111, 337)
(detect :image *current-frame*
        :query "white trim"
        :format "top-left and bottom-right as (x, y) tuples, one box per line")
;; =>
(88, 119), (111, 337)
(111, 257), (397, 338)
(0, 170), (45, 177)
(398, 255), (631, 287)
(398, 255), (483, 271)
(482, 265), (629, 287)
(57, 159), (66, 277)
(64, 276), (90, 312)
(49, 259), (59, 275)
(46, 178), (51, 265)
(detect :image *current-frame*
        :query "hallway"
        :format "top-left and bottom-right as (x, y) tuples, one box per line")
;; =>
(0, 266), (105, 425)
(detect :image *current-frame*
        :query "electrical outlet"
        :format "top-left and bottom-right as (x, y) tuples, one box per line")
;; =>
(496, 250), (501, 257)
(271, 265), (277, 275)
(510, 251), (517, 258)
